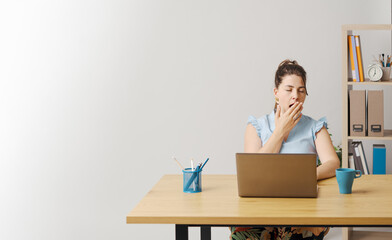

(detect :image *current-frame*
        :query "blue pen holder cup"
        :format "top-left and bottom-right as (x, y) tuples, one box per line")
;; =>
(336, 168), (362, 194)
(182, 168), (202, 193)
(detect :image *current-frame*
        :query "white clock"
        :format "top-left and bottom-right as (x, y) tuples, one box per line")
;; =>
(366, 64), (383, 81)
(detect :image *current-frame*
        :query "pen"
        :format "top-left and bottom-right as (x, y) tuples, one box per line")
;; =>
(200, 158), (210, 170)
(191, 158), (195, 191)
(194, 163), (203, 190)
(184, 168), (199, 191)
(195, 164), (201, 190)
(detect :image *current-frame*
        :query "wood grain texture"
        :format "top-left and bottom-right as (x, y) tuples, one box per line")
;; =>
(127, 175), (392, 225)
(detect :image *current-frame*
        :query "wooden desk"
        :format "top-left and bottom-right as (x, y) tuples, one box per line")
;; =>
(127, 175), (392, 240)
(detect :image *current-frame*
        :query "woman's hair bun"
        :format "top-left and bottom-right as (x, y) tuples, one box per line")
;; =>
(278, 59), (298, 68)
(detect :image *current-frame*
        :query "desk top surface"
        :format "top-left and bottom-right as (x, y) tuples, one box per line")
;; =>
(127, 175), (392, 226)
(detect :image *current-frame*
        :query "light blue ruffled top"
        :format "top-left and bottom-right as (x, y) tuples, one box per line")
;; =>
(247, 111), (327, 155)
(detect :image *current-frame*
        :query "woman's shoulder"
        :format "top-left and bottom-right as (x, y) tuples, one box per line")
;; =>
(248, 111), (273, 126)
(300, 114), (328, 139)
(248, 113), (270, 122)
(247, 112), (273, 138)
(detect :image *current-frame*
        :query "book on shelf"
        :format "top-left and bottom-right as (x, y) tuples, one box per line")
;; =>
(348, 153), (355, 170)
(348, 141), (359, 170)
(347, 35), (364, 82)
(354, 35), (365, 82)
(348, 35), (358, 82)
(350, 141), (369, 175)
(373, 144), (386, 174)
(357, 141), (369, 174)
(351, 36), (360, 82)
(352, 142), (364, 174)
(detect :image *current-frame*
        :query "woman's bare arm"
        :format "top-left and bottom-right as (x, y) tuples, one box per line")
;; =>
(314, 127), (340, 180)
(244, 124), (284, 153)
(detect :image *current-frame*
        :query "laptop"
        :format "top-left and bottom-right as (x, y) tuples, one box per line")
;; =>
(236, 153), (318, 198)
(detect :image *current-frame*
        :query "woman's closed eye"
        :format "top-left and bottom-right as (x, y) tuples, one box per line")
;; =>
(285, 89), (305, 92)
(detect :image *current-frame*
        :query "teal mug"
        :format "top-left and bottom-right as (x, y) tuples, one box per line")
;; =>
(336, 168), (362, 194)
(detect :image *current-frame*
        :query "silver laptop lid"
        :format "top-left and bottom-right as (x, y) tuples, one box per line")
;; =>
(236, 153), (317, 198)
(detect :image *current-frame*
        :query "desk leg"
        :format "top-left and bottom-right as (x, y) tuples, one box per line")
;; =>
(175, 224), (188, 240)
(201, 226), (211, 240)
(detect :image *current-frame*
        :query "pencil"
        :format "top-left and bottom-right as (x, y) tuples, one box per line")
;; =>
(173, 157), (184, 170)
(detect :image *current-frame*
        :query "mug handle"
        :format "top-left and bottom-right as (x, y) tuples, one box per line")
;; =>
(355, 170), (362, 178)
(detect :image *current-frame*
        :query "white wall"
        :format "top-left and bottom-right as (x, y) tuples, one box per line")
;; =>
(0, 1), (390, 239)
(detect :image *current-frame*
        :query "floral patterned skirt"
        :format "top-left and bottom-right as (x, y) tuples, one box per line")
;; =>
(230, 226), (330, 240)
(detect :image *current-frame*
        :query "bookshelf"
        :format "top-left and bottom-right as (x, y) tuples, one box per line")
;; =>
(348, 129), (392, 140)
(348, 79), (392, 85)
(342, 24), (392, 240)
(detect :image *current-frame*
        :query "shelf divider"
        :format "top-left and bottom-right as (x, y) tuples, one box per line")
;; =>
(348, 130), (392, 140)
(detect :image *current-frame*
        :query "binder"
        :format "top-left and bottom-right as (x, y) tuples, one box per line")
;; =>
(348, 153), (355, 170)
(348, 141), (355, 169)
(357, 141), (369, 175)
(367, 90), (384, 137)
(373, 144), (386, 174)
(354, 35), (365, 82)
(353, 142), (364, 174)
(349, 90), (366, 136)
(348, 35), (358, 82)
(351, 36), (360, 82)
